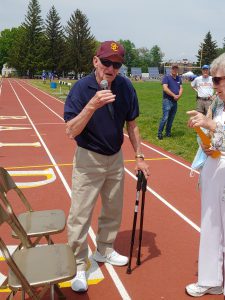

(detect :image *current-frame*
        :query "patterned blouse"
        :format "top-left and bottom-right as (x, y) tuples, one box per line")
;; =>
(208, 96), (225, 151)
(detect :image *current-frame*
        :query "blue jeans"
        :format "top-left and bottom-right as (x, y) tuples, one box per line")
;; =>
(158, 98), (177, 135)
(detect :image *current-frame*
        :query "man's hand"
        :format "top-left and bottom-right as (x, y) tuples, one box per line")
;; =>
(89, 90), (116, 110)
(135, 159), (150, 180)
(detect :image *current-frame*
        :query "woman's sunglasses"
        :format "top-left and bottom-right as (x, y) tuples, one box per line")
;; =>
(212, 76), (225, 85)
(100, 59), (122, 69)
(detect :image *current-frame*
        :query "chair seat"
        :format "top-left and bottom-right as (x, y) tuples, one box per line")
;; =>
(12, 210), (66, 237)
(8, 244), (76, 289)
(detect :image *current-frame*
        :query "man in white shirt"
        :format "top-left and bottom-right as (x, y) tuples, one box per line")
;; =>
(191, 65), (214, 115)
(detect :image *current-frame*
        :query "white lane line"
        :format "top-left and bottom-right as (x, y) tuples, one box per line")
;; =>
(14, 81), (200, 228)
(13, 80), (200, 231)
(16, 79), (198, 174)
(15, 80), (64, 121)
(10, 79), (200, 299)
(18, 79), (65, 103)
(124, 133), (199, 176)
(9, 80), (131, 300)
(125, 168), (200, 232)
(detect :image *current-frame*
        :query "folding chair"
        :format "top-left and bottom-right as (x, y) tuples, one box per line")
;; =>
(0, 202), (76, 300)
(0, 167), (66, 246)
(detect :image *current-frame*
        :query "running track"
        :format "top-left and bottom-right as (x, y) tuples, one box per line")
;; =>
(0, 78), (223, 300)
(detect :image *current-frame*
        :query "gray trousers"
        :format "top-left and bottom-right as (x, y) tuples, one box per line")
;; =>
(67, 147), (125, 271)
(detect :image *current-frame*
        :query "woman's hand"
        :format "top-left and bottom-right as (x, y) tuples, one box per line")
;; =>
(186, 110), (216, 131)
(200, 143), (215, 157)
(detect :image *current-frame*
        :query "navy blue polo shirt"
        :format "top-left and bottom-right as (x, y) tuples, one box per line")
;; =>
(162, 74), (182, 101)
(64, 72), (139, 155)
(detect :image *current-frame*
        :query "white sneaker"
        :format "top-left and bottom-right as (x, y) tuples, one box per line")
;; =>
(71, 271), (88, 293)
(93, 250), (128, 266)
(186, 282), (223, 297)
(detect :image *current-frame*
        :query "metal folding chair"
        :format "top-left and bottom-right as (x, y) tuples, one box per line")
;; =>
(0, 167), (66, 246)
(0, 202), (76, 300)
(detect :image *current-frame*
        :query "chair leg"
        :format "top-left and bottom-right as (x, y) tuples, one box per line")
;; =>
(54, 284), (66, 299)
(6, 290), (16, 300)
(21, 289), (25, 300)
(50, 284), (54, 300)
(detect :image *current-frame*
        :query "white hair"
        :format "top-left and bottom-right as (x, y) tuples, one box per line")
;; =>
(210, 53), (225, 76)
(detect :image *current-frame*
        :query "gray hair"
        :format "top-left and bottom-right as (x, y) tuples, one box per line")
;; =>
(210, 53), (225, 76)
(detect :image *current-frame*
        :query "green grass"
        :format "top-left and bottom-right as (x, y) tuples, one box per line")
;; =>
(132, 81), (198, 162)
(29, 79), (198, 163)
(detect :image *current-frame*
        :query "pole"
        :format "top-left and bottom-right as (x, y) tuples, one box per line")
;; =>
(200, 43), (204, 68)
(126, 170), (143, 274)
(136, 175), (147, 265)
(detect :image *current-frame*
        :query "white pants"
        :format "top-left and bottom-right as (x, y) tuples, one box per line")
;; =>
(198, 156), (225, 289)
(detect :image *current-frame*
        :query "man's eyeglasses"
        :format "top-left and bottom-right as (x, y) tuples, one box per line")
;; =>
(100, 59), (122, 69)
(212, 76), (225, 85)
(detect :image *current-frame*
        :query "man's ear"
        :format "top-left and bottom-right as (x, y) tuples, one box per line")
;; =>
(93, 56), (98, 68)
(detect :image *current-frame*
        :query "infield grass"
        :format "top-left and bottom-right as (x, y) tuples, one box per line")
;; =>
(29, 79), (198, 163)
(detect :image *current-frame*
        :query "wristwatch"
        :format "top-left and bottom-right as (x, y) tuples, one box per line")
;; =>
(135, 153), (145, 159)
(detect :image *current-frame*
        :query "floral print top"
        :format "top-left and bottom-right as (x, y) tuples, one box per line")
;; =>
(209, 96), (225, 152)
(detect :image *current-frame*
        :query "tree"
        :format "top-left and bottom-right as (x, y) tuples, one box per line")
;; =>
(45, 6), (65, 75)
(7, 26), (28, 76)
(149, 45), (164, 67)
(119, 39), (139, 72)
(10, 0), (46, 77)
(65, 9), (96, 77)
(217, 37), (225, 56)
(0, 28), (20, 71)
(136, 47), (151, 72)
(197, 31), (218, 67)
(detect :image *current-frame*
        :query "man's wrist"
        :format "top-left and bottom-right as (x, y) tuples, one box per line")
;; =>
(135, 153), (145, 160)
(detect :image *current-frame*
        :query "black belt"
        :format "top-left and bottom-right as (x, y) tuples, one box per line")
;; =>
(197, 96), (211, 100)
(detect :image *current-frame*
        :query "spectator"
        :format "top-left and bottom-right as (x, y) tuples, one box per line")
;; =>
(191, 65), (214, 115)
(41, 70), (47, 83)
(157, 64), (183, 139)
(64, 40), (150, 293)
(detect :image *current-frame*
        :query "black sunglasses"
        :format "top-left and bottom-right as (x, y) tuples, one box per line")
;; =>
(212, 76), (225, 85)
(100, 59), (122, 69)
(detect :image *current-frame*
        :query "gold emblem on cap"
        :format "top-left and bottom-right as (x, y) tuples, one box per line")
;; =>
(111, 42), (119, 52)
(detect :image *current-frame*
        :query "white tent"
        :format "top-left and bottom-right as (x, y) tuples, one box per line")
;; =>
(182, 71), (194, 77)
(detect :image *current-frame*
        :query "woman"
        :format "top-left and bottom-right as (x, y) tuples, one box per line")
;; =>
(186, 53), (225, 297)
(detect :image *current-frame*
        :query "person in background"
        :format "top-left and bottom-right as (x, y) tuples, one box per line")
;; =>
(185, 53), (225, 297)
(191, 65), (214, 115)
(157, 64), (183, 140)
(41, 70), (47, 83)
(64, 40), (150, 293)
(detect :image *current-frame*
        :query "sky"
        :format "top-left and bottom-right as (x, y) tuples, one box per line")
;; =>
(0, 0), (225, 63)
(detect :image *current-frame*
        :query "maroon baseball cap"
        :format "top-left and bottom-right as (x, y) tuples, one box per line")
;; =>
(96, 41), (125, 63)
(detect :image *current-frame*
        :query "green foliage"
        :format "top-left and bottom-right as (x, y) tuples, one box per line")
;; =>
(65, 9), (96, 77)
(30, 78), (198, 163)
(0, 28), (20, 70)
(131, 81), (198, 162)
(149, 45), (164, 67)
(8, 0), (46, 77)
(119, 39), (164, 72)
(197, 31), (218, 66)
(44, 6), (65, 74)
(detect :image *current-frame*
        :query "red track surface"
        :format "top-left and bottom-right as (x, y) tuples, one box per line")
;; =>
(0, 78), (223, 300)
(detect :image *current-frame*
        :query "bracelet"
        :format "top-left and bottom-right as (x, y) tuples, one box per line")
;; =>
(135, 153), (145, 159)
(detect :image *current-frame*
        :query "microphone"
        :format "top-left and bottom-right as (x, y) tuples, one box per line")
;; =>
(100, 80), (114, 120)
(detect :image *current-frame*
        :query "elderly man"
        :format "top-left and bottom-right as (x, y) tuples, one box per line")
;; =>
(191, 65), (214, 115)
(64, 41), (150, 293)
(157, 64), (183, 140)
